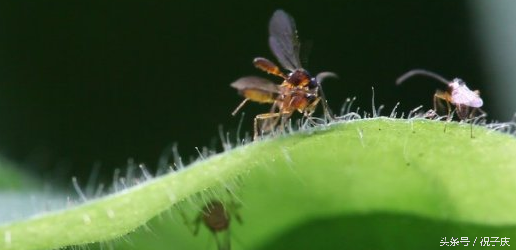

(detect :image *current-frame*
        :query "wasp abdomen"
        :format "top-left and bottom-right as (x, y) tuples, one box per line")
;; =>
(242, 89), (276, 103)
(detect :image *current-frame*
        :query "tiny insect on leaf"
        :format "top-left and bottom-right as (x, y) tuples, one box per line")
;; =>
(230, 9), (337, 139)
(396, 69), (485, 121)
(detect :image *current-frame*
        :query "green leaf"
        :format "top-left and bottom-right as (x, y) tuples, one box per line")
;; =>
(1, 118), (515, 250)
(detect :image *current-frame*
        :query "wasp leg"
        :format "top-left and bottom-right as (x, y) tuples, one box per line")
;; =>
(468, 108), (487, 139)
(227, 200), (243, 225)
(178, 208), (201, 235)
(213, 230), (231, 250)
(304, 97), (321, 117)
(231, 98), (250, 116)
(302, 97), (321, 127)
(434, 90), (452, 120)
(434, 90), (453, 133)
(468, 107), (487, 120)
(192, 213), (203, 236)
(279, 111), (294, 134)
(254, 113), (281, 140)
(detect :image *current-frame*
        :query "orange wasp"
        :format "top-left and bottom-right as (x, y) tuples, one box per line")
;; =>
(230, 9), (336, 139)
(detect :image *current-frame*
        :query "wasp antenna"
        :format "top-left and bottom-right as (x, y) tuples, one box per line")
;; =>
(315, 72), (338, 121)
(315, 71), (338, 83)
(318, 85), (335, 121)
(396, 69), (450, 85)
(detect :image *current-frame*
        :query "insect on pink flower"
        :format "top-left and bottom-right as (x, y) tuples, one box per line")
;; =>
(396, 69), (485, 120)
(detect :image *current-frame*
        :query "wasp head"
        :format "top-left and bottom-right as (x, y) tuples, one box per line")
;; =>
(449, 78), (465, 90)
(308, 77), (319, 90)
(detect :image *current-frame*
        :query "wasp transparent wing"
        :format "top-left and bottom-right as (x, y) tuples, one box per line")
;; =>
(230, 76), (281, 94)
(451, 85), (483, 108)
(268, 9), (302, 71)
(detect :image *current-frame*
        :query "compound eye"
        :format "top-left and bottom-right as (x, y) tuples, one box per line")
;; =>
(453, 78), (466, 86)
(307, 78), (318, 89)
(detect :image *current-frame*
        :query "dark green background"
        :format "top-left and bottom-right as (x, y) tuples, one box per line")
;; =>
(0, 1), (491, 184)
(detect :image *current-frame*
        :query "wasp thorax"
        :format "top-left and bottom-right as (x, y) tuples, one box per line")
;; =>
(287, 69), (312, 87)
